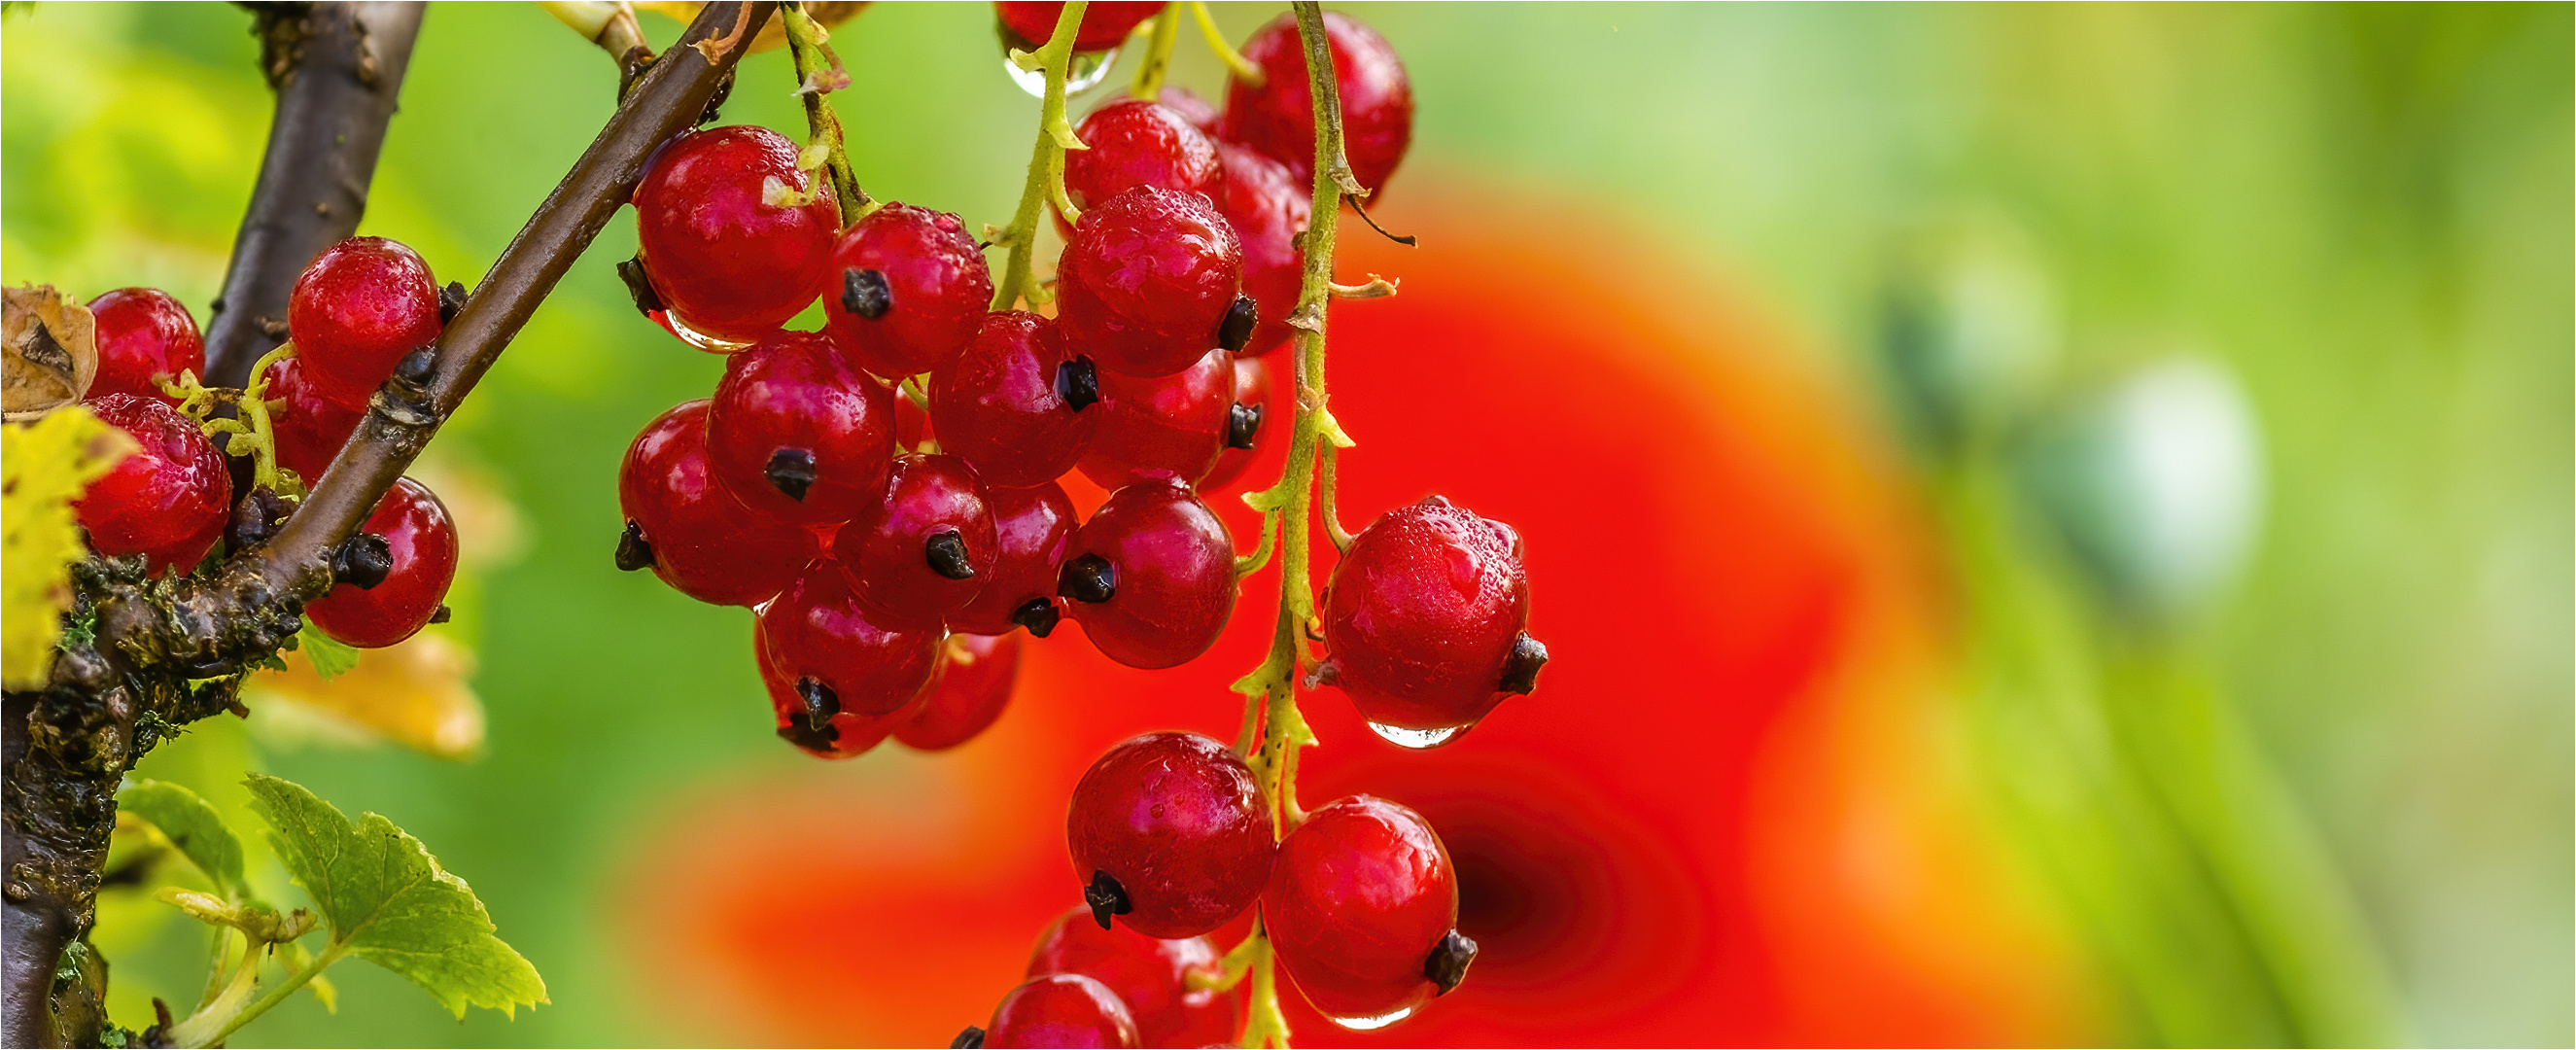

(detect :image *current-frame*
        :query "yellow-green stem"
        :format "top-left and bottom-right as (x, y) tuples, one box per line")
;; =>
(1128, 2), (1182, 99)
(189, 939), (346, 1049)
(781, 1), (870, 222)
(991, 2), (1090, 311)
(1188, 0), (1264, 85)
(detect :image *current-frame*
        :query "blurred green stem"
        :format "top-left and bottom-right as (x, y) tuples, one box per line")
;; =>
(781, 1), (870, 222)
(989, 2), (1089, 310)
(1128, 3), (1181, 99)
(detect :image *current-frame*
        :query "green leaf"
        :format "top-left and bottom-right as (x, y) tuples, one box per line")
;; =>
(296, 626), (360, 681)
(242, 774), (546, 1020)
(117, 779), (246, 901)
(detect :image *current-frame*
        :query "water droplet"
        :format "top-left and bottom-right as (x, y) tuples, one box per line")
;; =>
(1367, 721), (1465, 750)
(1329, 1004), (1418, 1032)
(1003, 45), (1122, 98)
(652, 306), (751, 354)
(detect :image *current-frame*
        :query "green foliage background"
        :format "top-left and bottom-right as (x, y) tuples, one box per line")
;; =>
(3, 2), (2567, 1045)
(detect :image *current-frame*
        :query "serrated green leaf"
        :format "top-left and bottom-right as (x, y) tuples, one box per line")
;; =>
(2, 406), (133, 688)
(242, 774), (546, 1020)
(296, 627), (360, 681)
(117, 779), (246, 902)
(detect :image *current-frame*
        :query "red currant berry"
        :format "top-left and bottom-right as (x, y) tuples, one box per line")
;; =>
(86, 288), (204, 406)
(616, 400), (818, 607)
(631, 124), (839, 346)
(758, 619), (910, 759)
(1067, 732), (1273, 939)
(305, 476), (459, 648)
(1055, 186), (1248, 378)
(949, 480), (1078, 638)
(73, 394), (231, 576)
(1058, 478), (1236, 670)
(1063, 100), (1222, 224)
(706, 330), (897, 524)
(1155, 87), (1221, 136)
(259, 354), (365, 484)
(1206, 142), (1309, 357)
(1264, 794), (1473, 1029)
(822, 203), (993, 379)
(1025, 904), (1240, 1049)
(1224, 13), (1412, 196)
(1075, 348), (1234, 491)
(758, 563), (943, 718)
(893, 632), (1020, 752)
(287, 236), (442, 408)
(994, 1), (1161, 51)
(930, 312), (1101, 489)
(1198, 354), (1271, 493)
(977, 973), (1139, 1050)
(1318, 496), (1544, 748)
(830, 452), (996, 629)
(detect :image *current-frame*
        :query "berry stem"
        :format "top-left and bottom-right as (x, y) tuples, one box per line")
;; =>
(1186, 0), (1264, 86)
(990, 2), (1092, 311)
(780, 0), (872, 223)
(1127, 2), (1182, 100)
(1318, 444), (1354, 553)
(1232, 508), (1279, 578)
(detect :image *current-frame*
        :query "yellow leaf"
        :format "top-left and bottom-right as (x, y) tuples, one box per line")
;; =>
(2, 406), (133, 689)
(245, 631), (485, 760)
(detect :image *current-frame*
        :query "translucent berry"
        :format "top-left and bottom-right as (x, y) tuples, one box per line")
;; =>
(1199, 354), (1271, 493)
(1319, 496), (1542, 748)
(758, 564), (944, 719)
(1075, 348), (1235, 491)
(1264, 795), (1472, 1030)
(631, 124), (839, 346)
(1067, 732), (1273, 939)
(1056, 186), (1246, 378)
(1207, 142), (1309, 357)
(73, 394), (230, 576)
(979, 973), (1139, 1050)
(87, 288), (203, 406)
(930, 312), (1101, 489)
(305, 477), (459, 648)
(1225, 13), (1412, 195)
(1062, 100), (1222, 223)
(1059, 478), (1236, 670)
(617, 400), (818, 607)
(894, 632), (1021, 752)
(994, 1), (1161, 51)
(758, 620), (914, 759)
(822, 203), (994, 379)
(1025, 904), (1240, 1049)
(831, 452), (996, 630)
(261, 355), (364, 484)
(706, 330), (897, 524)
(287, 236), (442, 407)
(950, 480), (1079, 638)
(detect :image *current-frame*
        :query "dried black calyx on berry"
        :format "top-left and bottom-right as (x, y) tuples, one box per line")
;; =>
(1228, 403), (1263, 450)
(1056, 356), (1101, 411)
(777, 718), (841, 753)
(1010, 597), (1062, 639)
(616, 256), (664, 317)
(1217, 294), (1258, 354)
(615, 520), (655, 572)
(331, 533), (394, 590)
(795, 677), (841, 732)
(437, 280), (469, 325)
(925, 530), (977, 580)
(394, 346), (437, 385)
(428, 604), (452, 625)
(1499, 632), (1549, 694)
(950, 1026), (987, 1050)
(226, 486), (294, 553)
(1057, 553), (1116, 605)
(1423, 929), (1479, 996)
(841, 267), (893, 320)
(1083, 870), (1133, 930)
(766, 448), (818, 502)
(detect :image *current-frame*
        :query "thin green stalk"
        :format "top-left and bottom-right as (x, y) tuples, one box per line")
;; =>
(781, 1), (870, 222)
(1188, 0), (1263, 84)
(187, 940), (346, 1048)
(991, 2), (1090, 310)
(1128, 2), (1182, 99)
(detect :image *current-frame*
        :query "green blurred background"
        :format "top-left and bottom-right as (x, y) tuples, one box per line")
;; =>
(4, 2), (2567, 1045)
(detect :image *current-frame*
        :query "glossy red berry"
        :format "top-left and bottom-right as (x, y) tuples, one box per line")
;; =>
(994, 1), (1161, 51)
(706, 330), (897, 524)
(305, 476), (459, 648)
(1062, 100), (1222, 223)
(259, 354), (364, 484)
(979, 973), (1139, 1050)
(616, 400), (818, 607)
(1155, 87), (1221, 136)
(1224, 12), (1412, 196)
(73, 394), (230, 576)
(758, 619), (912, 759)
(1318, 496), (1543, 748)
(1025, 904), (1240, 1049)
(822, 203), (993, 379)
(1067, 732), (1273, 939)
(950, 480), (1079, 638)
(1264, 795), (1472, 1029)
(1074, 348), (1234, 491)
(1056, 186), (1247, 378)
(893, 632), (1021, 752)
(287, 236), (442, 407)
(631, 124), (839, 346)
(930, 312), (1101, 489)
(1198, 354), (1271, 493)
(1207, 142), (1309, 357)
(1058, 478), (1236, 670)
(758, 564), (943, 719)
(87, 288), (204, 406)
(831, 452), (996, 629)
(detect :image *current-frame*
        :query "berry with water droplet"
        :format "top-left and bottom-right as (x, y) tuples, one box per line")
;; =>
(1265, 794), (1471, 1029)
(73, 394), (231, 576)
(823, 203), (994, 379)
(1066, 731), (1273, 939)
(1319, 496), (1541, 746)
(632, 125), (839, 345)
(707, 330), (896, 524)
(288, 236), (443, 408)
(931, 311), (1101, 489)
(1224, 12), (1413, 197)
(1056, 186), (1243, 379)
(1059, 478), (1236, 670)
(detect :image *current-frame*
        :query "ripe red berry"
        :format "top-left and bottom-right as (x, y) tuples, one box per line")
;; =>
(993, 1), (1161, 51)
(831, 452), (996, 630)
(1025, 904), (1241, 1049)
(706, 330), (896, 524)
(259, 354), (364, 484)
(1264, 795), (1473, 1029)
(1075, 348), (1235, 491)
(616, 400), (818, 607)
(73, 394), (231, 576)
(949, 480), (1079, 638)
(1223, 12), (1413, 196)
(1207, 142), (1310, 357)
(758, 620), (912, 759)
(305, 476), (459, 648)
(1318, 496), (1544, 748)
(1067, 732), (1274, 939)
(1198, 354), (1271, 493)
(631, 124), (839, 346)
(87, 288), (204, 406)
(978, 973), (1140, 1050)
(287, 236), (442, 408)
(1155, 87), (1221, 136)
(893, 632), (1021, 752)
(929, 312), (1101, 489)
(1062, 100), (1223, 224)
(1055, 186), (1248, 379)
(822, 203), (994, 379)
(758, 564), (943, 719)
(1058, 478), (1236, 670)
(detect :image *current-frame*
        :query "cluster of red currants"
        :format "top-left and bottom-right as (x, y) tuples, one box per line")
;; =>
(66, 236), (463, 650)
